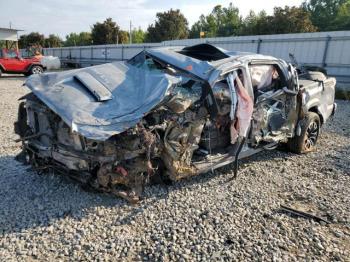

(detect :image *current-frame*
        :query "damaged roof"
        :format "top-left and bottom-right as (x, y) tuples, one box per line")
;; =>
(146, 44), (279, 80)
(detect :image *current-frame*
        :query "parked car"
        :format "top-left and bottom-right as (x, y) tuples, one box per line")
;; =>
(14, 44), (336, 202)
(0, 49), (45, 77)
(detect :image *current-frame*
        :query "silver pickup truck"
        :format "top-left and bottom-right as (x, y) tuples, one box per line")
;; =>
(14, 44), (336, 202)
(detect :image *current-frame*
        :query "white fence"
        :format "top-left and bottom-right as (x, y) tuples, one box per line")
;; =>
(36, 31), (350, 79)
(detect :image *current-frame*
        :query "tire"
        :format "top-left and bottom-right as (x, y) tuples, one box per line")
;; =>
(29, 65), (43, 75)
(287, 112), (320, 154)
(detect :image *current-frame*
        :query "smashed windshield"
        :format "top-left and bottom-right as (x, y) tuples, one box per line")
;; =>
(127, 51), (164, 71)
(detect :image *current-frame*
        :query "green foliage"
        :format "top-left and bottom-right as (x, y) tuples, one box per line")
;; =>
(268, 6), (317, 34)
(190, 14), (218, 38)
(18, 32), (45, 49)
(146, 9), (189, 42)
(44, 34), (63, 48)
(90, 18), (129, 45)
(190, 4), (242, 38)
(190, 4), (315, 38)
(239, 6), (316, 35)
(118, 30), (130, 44)
(131, 28), (146, 43)
(91, 18), (120, 45)
(239, 11), (268, 35)
(333, 1), (350, 30)
(302, 0), (349, 31)
(18, 35), (28, 49)
(65, 32), (92, 46)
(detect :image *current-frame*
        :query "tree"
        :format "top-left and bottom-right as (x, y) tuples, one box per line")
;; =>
(146, 9), (189, 42)
(65, 32), (92, 46)
(302, 0), (348, 31)
(240, 10), (268, 35)
(91, 18), (120, 44)
(268, 6), (317, 34)
(131, 28), (146, 43)
(118, 30), (129, 44)
(18, 35), (28, 49)
(189, 4), (242, 38)
(332, 1), (350, 30)
(44, 34), (63, 48)
(18, 32), (45, 48)
(26, 32), (45, 46)
(190, 15), (217, 38)
(216, 4), (242, 36)
(240, 6), (316, 35)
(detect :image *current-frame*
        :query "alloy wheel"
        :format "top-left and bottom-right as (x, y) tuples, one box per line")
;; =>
(32, 67), (43, 74)
(304, 121), (319, 150)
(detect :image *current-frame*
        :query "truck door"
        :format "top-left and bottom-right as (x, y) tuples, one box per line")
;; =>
(248, 63), (298, 146)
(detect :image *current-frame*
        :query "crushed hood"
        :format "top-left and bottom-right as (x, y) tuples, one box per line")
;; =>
(25, 61), (182, 141)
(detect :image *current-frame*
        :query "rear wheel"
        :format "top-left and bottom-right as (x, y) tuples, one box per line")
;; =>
(29, 65), (43, 75)
(287, 112), (320, 154)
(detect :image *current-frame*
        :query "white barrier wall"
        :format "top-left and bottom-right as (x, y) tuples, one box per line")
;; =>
(38, 31), (350, 77)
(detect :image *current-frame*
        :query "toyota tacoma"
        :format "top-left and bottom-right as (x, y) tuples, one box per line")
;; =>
(14, 44), (336, 202)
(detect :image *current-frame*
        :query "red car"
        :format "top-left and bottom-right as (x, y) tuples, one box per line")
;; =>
(0, 49), (45, 77)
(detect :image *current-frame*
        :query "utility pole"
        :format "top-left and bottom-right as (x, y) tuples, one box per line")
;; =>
(129, 20), (132, 44)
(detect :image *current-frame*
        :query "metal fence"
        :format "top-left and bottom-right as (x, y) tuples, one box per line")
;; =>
(34, 31), (350, 80)
(38, 43), (161, 67)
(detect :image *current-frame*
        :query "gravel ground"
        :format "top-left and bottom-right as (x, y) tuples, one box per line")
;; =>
(0, 75), (349, 261)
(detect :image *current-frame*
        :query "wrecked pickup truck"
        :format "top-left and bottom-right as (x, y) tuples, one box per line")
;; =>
(14, 44), (336, 202)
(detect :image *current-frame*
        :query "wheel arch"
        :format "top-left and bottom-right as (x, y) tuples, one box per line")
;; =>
(26, 63), (44, 73)
(308, 106), (324, 125)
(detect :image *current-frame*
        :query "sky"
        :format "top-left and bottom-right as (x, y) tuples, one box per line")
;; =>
(0, 0), (304, 38)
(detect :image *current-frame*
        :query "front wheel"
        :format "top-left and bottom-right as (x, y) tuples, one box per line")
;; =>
(287, 112), (320, 154)
(29, 65), (43, 75)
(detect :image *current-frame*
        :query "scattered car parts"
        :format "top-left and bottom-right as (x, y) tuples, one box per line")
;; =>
(280, 205), (330, 224)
